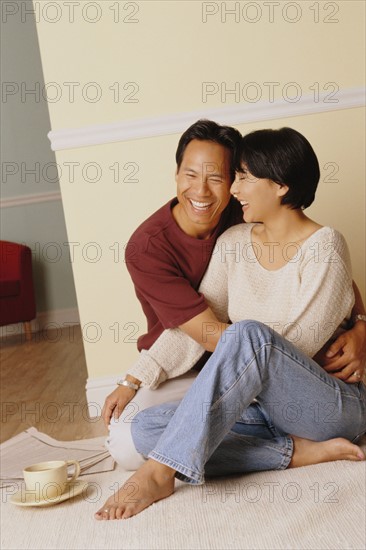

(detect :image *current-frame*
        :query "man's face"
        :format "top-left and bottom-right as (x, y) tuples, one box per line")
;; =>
(174, 139), (233, 237)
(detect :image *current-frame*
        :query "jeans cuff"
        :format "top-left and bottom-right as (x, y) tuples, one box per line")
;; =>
(280, 436), (294, 469)
(148, 451), (205, 485)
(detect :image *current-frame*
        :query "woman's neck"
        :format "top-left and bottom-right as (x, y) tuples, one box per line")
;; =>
(254, 209), (321, 245)
(250, 209), (323, 271)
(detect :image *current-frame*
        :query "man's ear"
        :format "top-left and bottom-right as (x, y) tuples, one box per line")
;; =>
(175, 168), (179, 183)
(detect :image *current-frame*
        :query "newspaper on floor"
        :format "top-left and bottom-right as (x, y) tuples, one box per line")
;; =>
(0, 427), (115, 487)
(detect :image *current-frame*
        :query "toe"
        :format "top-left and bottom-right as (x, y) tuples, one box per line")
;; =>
(95, 505), (108, 520)
(116, 506), (124, 520)
(352, 446), (364, 460)
(122, 507), (134, 519)
(108, 507), (117, 520)
(338, 440), (364, 461)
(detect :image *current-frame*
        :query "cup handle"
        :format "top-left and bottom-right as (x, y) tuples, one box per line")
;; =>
(66, 460), (81, 483)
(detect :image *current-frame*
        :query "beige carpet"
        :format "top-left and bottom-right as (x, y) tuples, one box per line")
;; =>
(1, 438), (365, 550)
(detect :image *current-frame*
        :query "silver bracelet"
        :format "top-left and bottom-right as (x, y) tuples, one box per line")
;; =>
(117, 378), (139, 391)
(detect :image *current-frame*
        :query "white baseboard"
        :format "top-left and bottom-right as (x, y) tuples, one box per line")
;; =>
(0, 307), (80, 339)
(85, 375), (120, 417)
(0, 191), (62, 209)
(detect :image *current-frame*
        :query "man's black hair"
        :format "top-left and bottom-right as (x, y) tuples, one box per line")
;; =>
(176, 119), (242, 183)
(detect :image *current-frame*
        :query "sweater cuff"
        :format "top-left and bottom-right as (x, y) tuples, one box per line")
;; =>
(126, 350), (168, 389)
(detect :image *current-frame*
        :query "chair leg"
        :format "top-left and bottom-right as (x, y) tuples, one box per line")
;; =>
(23, 321), (32, 342)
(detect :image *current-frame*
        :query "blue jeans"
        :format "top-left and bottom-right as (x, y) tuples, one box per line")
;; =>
(131, 321), (366, 484)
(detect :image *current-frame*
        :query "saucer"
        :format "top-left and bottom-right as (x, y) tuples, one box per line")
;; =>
(10, 479), (89, 507)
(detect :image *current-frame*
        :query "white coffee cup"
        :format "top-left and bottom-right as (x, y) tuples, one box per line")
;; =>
(23, 460), (81, 500)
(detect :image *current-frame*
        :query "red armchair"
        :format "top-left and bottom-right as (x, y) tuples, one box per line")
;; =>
(0, 241), (36, 341)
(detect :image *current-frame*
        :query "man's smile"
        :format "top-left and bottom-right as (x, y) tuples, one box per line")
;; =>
(188, 199), (214, 212)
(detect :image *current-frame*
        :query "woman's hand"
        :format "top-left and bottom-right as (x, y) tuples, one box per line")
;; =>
(101, 385), (137, 428)
(322, 322), (366, 383)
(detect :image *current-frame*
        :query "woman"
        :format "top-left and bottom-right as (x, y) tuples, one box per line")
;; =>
(96, 127), (366, 520)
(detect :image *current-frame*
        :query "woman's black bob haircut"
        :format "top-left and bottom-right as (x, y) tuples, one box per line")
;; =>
(176, 119), (242, 183)
(236, 127), (320, 209)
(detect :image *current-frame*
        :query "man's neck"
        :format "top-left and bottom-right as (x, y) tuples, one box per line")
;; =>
(172, 203), (219, 240)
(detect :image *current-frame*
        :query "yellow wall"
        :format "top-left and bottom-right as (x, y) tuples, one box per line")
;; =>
(34, 1), (365, 379)
(34, 1), (365, 126)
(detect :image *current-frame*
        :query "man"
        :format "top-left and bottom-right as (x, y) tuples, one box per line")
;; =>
(102, 120), (366, 469)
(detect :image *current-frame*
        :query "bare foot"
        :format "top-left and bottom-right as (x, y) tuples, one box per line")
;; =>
(288, 436), (365, 468)
(95, 459), (175, 520)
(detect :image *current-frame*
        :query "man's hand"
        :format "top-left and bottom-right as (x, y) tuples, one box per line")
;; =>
(101, 385), (136, 428)
(322, 322), (366, 383)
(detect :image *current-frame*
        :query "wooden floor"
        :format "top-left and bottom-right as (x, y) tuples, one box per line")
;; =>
(0, 326), (107, 444)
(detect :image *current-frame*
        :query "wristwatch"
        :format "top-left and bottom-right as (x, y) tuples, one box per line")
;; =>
(353, 314), (366, 324)
(117, 378), (139, 391)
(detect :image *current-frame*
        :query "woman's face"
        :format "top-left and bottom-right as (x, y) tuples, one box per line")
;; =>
(230, 165), (288, 223)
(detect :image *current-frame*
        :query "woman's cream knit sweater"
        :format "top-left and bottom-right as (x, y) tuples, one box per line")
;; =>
(127, 224), (354, 389)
